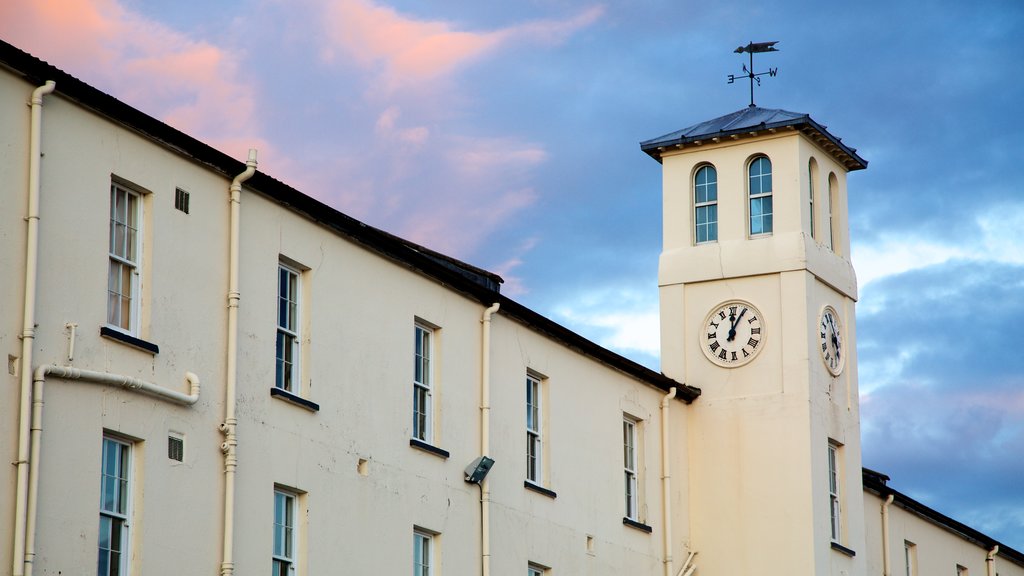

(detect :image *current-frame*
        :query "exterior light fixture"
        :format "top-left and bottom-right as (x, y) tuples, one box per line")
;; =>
(464, 456), (495, 484)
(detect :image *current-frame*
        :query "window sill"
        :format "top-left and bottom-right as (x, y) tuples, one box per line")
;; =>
(622, 517), (652, 533)
(409, 438), (449, 459)
(524, 481), (557, 499)
(270, 387), (320, 412)
(100, 326), (159, 354)
(830, 542), (856, 557)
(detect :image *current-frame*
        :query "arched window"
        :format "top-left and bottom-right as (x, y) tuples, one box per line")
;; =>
(694, 165), (718, 243)
(808, 158), (818, 240)
(828, 173), (839, 253)
(749, 156), (773, 236)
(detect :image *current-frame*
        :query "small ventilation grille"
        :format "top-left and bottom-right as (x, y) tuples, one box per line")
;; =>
(168, 435), (184, 462)
(174, 188), (190, 214)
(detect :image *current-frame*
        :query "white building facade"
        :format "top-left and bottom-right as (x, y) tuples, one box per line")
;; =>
(2, 39), (1021, 576)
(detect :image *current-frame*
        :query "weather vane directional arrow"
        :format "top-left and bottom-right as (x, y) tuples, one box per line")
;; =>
(728, 41), (779, 107)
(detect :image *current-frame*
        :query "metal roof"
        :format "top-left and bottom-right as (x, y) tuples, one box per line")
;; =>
(640, 106), (867, 171)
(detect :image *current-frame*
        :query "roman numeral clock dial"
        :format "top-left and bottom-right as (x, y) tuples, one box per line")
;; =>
(819, 305), (845, 376)
(701, 300), (765, 368)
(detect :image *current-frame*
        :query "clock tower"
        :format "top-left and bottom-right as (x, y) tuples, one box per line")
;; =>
(641, 107), (868, 575)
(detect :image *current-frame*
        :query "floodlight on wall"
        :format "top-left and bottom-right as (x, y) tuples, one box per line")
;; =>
(464, 456), (495, 484)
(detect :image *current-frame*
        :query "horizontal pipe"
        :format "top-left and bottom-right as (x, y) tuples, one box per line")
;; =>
(33, 365), (200, 405)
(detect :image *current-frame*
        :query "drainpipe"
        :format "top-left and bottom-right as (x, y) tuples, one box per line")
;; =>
(13, 79), (55, 576)
(479, 302), (499, 576)
(881, 493), (894, 576)
(660, 387), (676, 576)
(987, 545), (999, 576)
(23, 367), (199, 576)
(220, 149), (257, 576)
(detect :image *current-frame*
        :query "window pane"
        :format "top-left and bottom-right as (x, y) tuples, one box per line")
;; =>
(98, 547), (109, 576)
(413, 386), (429, 440)
(99, 515), (111, 549)
(276, 333), (294, 391)
(274, 494), (284, 555)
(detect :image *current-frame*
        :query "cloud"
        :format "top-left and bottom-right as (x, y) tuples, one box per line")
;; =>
(552, 286), (661, 362)
(280, 0), (606, 265)
(858, 258), (1024, 544)
(853, 202), (1024, 292)
(862, 379), (1024, 543)
(319, 0), (604, 93)
(0, 0), (266, 161)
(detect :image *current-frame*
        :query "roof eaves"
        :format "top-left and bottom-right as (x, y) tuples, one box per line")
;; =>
(640, 109), (867, 171)
(862, 469), (1024, 566)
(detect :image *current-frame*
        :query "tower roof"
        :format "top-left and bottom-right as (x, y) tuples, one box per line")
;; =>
(640, 106), (867, 171)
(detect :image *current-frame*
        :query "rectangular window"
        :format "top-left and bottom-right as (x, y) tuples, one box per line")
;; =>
(107, 182), (141, 333)
(828, 441), (842, 542)
(413, 530), (432, 576)
(276, 263), (300, 393)
(623, 416), (639, 520)
(904, 540), (917, 576)
(528, 563), (547, 576)
(98, 436), (131, 576)
(526, 373), (542, 483)
(413, 323), (434, 443)
(273, 490), (296, 576)
(956, 565), (968, 576)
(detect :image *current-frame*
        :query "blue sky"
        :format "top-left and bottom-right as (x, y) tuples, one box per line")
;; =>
(3, 0), (1023, 548)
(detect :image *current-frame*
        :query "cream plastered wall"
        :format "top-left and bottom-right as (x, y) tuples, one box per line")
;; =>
(862, 491), (1024, 576)
(229, 188), (685, 574)
(0, 68), (33, 576)
(2, 67), (686, 576)
(487, 316), (687, 574)
(656, 128), (865, 575)
(1, 70), (230, 575)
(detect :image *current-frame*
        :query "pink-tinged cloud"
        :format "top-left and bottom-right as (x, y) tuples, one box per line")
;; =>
(0, 0), (265, 162)
(491, 236), (541, 297)
(320, 0), (605, 92)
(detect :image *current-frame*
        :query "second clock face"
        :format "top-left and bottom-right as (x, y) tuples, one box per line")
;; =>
(819, 305), (845, 376)
(701, 300), (765, 367)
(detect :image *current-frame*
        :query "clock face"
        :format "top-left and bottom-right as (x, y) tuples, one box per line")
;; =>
(701, 300), (765, 367)
(819, 305), (844, 376)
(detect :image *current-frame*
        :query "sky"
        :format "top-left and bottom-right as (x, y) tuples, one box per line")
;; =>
(3, 0), (1023, 550)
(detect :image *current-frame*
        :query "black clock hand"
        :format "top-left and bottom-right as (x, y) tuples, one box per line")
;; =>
(727, 308), (747, 341)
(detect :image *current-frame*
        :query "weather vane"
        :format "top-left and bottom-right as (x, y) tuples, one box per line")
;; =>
(728, 41), (779, 107)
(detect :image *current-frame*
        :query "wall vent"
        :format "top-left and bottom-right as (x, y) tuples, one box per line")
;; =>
(168, 434), (184, 462)
(174, 188), (190, 214)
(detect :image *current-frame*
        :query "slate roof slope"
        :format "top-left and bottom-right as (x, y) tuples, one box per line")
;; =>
(640, 106), (867, 171)
(0, 38), (698, 402)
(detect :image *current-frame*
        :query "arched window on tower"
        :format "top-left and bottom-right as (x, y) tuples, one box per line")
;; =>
(694, 165), (718, 244)
(828, 172), (839, 253)
(808, 158), (818, 240)
(749, 156), (773, 236)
